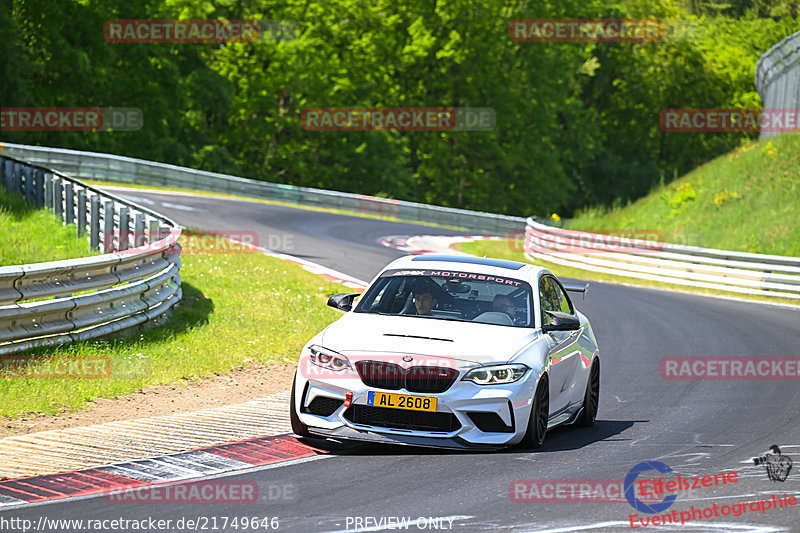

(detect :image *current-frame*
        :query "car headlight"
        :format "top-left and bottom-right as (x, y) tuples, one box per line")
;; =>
(462, 364), (528, 385)
(308, 345), (351, 371)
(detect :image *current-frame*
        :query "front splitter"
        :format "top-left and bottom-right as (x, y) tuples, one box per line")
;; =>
(309, 425), (504, 451)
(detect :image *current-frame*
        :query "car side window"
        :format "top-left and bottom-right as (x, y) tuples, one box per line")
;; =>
(539, 277), (558, 325)
(539, 276), (573, 325)
(551, 278), (573, 315)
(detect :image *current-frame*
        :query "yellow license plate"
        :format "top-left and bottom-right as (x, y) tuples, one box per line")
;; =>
(367, 391), (437, 412)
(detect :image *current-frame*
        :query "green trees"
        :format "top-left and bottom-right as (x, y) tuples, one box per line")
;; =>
(3, 0), (797, 217)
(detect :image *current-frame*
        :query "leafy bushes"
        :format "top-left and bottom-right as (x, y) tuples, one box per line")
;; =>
(3, 0), (797, 217)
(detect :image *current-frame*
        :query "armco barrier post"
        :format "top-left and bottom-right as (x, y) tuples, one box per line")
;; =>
(34, 169), (45, 208)
(7, 160), (15, 193)
(53, 177), (63, 220)
(134, 213), (145, 248)
(9, 160), (17, 193)
(90, 195), (100, 251)
(44, 173), (53, 209)
(161, 226), (174, 247)
(17, 164), (25, 196)
(119, 206), (130, 251)
(104, 200), (115, 253)
(64, 182), (75, 225)
(18, 164), (26, 198)
(17, 163), (25, 195)
(24, 166), (34, 204)
(8, 160), (15, 193)
(77, 189), (87, 238)
(2, 160), (8, 193)
(12, 162), (22, 195)
(7, 162), (15, 193)
(148, 220), (160, 245)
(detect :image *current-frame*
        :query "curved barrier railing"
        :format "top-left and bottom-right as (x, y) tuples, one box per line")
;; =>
(3, 143), (797, 307)
(524, 219), (800, 299)
(0, 143), (527, 235)
(756, 29), (800, 139)
(0, 156), (182, 355)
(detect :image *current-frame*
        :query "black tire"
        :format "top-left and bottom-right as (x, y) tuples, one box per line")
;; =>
(520, 375), (549, 449)
(576, 359), (600, 427)
(289, 375), (311, 438)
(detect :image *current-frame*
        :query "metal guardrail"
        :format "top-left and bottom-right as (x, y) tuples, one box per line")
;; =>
(0, 143), (527, 235)
(524, 219), (800, 299)
(755, 29), (800, 139)
(0, 155), (182, 355)
(3, 143), (798, 304)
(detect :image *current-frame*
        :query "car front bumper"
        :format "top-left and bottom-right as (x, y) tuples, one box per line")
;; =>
(294, 367), (540, 447)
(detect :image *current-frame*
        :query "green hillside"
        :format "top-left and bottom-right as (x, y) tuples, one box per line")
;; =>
(568, 133), (800, 257)
(460, 133), (800, 304)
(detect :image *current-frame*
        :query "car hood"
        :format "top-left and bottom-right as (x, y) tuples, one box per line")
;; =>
(319, 312), (539, 365)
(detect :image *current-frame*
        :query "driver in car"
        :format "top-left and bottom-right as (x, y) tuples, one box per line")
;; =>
(492, 294), (517, 320)
(412, 288), (438, 316)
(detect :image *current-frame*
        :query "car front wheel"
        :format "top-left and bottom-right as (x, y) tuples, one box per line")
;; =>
(576, 359), (599, 427)
(289, 375), (311, 438)
(520, 374), (549, 449)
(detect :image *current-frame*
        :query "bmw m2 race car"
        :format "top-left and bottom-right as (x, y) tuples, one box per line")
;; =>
(290, 254), (600, 449)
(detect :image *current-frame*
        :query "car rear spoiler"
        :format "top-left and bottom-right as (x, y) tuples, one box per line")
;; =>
(563, 282), (589, 300)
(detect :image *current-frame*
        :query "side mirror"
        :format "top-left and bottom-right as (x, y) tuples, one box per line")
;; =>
(327, 292), (360, 312)
(542, 310), (581, 332)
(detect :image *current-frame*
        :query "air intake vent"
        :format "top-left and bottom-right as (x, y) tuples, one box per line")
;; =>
(344, 405), (461, 432)
(303, 396), (344, 417)
(467, 411), (514, 433)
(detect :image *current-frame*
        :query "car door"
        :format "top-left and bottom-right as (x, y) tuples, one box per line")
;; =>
(540, 275), (582, 415)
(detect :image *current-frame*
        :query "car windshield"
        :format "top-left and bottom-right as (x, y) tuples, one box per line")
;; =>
(354, 269), (533, 327)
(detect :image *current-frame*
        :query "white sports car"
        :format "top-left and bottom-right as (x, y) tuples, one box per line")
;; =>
(290, 254), (600, 449)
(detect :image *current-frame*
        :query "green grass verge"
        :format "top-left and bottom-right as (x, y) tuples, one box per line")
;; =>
(567, 133), (800, 257)
(0, 250), (348, 418)
(0, 188), (97, 265)
(83, 179), (468, 231)
(456, 240), (800, 306)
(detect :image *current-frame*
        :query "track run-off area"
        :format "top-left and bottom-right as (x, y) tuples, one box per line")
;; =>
(2, 187), (799, 533)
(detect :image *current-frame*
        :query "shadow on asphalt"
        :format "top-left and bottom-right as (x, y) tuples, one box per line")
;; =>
(518, 419), (642, 453)
(295, 419), (644, 458)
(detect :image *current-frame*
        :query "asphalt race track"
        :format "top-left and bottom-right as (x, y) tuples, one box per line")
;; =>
(3, 189), (800, 532)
